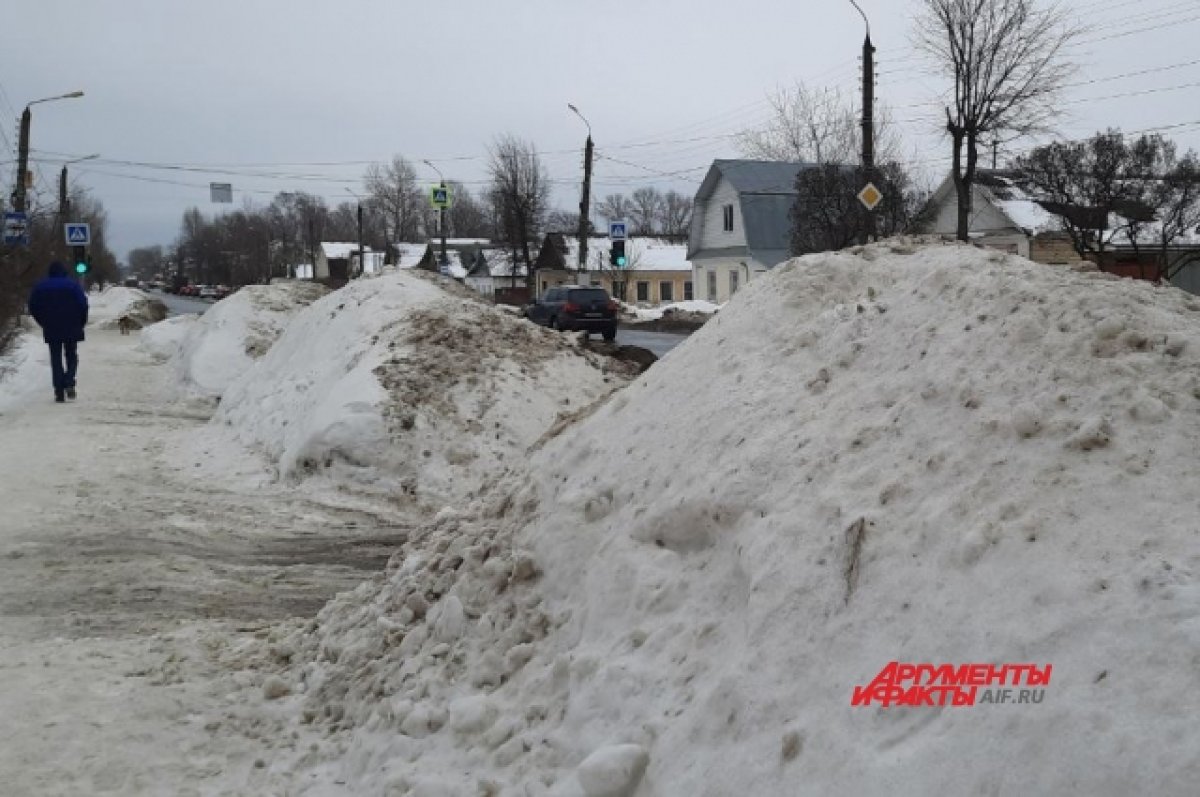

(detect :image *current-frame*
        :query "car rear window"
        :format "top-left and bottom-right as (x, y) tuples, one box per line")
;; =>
(568, 289), (609, 303)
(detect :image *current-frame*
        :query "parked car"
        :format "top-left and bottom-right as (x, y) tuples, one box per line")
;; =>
(199, 285), (219, 300)
(214, 285), (232, 299)
(525, 285), (619, 341)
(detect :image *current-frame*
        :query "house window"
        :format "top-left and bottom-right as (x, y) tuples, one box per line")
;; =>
(684, 281), (693, 301)
(722, 204), (734, 232)
(729, 270), (739, 296)
(706, 270), (717, 301)
(541, 280), (548, 292)
(612, 281), (627, 301)
(659, 281), (674, 302)
(636, 281), (650, 302)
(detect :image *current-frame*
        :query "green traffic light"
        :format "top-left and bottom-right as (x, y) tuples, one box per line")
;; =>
(75, 262), (88, 275)
(616, 257), (626, 267)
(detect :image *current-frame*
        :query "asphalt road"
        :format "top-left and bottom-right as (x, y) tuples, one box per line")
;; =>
(153, 291), (211, 316)
(616, 327), (691, 358)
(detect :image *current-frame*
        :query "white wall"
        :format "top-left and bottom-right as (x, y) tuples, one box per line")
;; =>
(931, 184), (1030, 258)
(693, 258), (765, 304)
(697, 176), (747, 252)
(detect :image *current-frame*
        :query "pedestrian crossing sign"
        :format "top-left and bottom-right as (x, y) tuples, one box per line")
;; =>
(65, 223), (91, 245)
(430, 186), (452, 209)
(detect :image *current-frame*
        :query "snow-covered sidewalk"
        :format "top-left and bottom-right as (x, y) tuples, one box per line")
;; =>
(0, 327), (407, 794)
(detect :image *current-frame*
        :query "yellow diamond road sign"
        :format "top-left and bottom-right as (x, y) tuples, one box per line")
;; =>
(858, 182), (883, 211)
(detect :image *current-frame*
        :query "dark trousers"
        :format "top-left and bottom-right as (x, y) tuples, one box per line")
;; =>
(47, 340), (79, 393)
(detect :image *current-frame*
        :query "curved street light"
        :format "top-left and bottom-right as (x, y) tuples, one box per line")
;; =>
(568, 104), (595, 270)
(14, 90), (85, 212)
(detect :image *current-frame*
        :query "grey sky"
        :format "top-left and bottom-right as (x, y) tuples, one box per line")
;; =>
(4, 0), (1199, 260)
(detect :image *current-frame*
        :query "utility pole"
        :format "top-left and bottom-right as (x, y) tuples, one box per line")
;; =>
(15, 108), (31, 213)
(438, 180), (448, 270)
(850, 1), (876, 244)
(569, 104), (594, 272)
(357, 202), (364, 281)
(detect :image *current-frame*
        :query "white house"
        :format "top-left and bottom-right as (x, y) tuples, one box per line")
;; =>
(315, 242), (382, 280)
(920, 171), (1082, 264)
(688, 160), (814, 303)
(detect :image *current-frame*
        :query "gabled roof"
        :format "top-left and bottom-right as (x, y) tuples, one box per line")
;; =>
(924, 170), (1061, 237)
(691, 160), (829, 266)
(320, 242), (374, 259)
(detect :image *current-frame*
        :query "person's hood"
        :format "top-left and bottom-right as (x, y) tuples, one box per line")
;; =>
(47, 261), (68, 278)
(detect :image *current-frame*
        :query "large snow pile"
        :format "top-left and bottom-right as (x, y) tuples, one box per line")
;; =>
(214, 270), (633, 509)
(88, 286), (167, 330)
(251, 241), (1200, 795)
(145, 281), (327, 398)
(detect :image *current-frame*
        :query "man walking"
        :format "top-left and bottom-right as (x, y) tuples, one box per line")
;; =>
(27, 261), (89, 403)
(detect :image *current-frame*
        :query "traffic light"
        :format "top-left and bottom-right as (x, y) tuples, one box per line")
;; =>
(72, 246), (89, 276)
(610, 240), (626, 267)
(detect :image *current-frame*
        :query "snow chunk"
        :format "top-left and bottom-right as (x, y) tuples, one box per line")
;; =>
(577, 744), (650, 797)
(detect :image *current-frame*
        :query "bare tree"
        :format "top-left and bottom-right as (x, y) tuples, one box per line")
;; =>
(660, 190), (694, 239)
(488, 134), (550, 283)
(629, 187), (664, 235)
(915, 0), (1077, 241)
(445, 181), (491, 238)
(365, 156), (424, 244)
(738, 82), (901, 165)
(596, 193), (635, 224)
(1012, 131), (1161, 262)
(790, 162), (921, 255)
(1146, 152), (1200, 281)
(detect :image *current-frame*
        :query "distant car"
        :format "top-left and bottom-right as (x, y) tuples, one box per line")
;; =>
(199, 285), (219, 300)
(525, 285), (618, 341)
(214, 285), (232, 299)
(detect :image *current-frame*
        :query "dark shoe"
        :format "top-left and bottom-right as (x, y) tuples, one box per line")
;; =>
(55, 392), (65, 403)
(66, 387), (77, 400)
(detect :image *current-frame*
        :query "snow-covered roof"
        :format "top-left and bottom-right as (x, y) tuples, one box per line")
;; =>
(554, 236), (692, 272)
(976, 174), (1059, 235)
(431, 250), (469, 280)
(483, 250), (529, 278)
(393, 243), (428, 269)
(320, 242), (375, 260)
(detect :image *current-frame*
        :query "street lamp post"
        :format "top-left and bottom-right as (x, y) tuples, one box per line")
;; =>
(13, 91), (84, 213)
(58, 153), (98, 261)
(848, 0), (876, 243)
(422, 160), (449, 273)
(568, 104), (594, 273)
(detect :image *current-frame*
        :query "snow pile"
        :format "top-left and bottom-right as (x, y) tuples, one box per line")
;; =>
(149, 281), (327, 398)
(622, 299), (721, 321)
(0, 334), (48, 412)
(88, 286), (168, 330)
(257, 241), (1200, 794)
(214, 270), (633, 509)
(137, 315), (197, 361)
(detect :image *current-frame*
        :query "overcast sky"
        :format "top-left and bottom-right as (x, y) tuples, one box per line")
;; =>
(3, 0), (1199, 260)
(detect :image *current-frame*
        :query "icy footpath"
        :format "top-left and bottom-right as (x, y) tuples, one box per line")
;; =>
(249, 241), (1200, 795)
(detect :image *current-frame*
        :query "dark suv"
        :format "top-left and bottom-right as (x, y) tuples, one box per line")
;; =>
(526, 285), (619, 341)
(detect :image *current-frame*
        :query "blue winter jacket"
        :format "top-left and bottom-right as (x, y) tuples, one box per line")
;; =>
(28, 263), (89, 343)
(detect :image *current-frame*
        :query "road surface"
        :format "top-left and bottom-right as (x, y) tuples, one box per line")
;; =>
(615, 327), (691, 358)
(153, 290), (211, 316)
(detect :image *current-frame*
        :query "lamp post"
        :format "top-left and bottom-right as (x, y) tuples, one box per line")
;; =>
(14, 91), (84, 213)
(58, 153), (98, 262)
(568, 104), (594, 273)
(58, 153), (99, 221)
(848, 0), (876, 243)
(422, 159), (449, 273)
